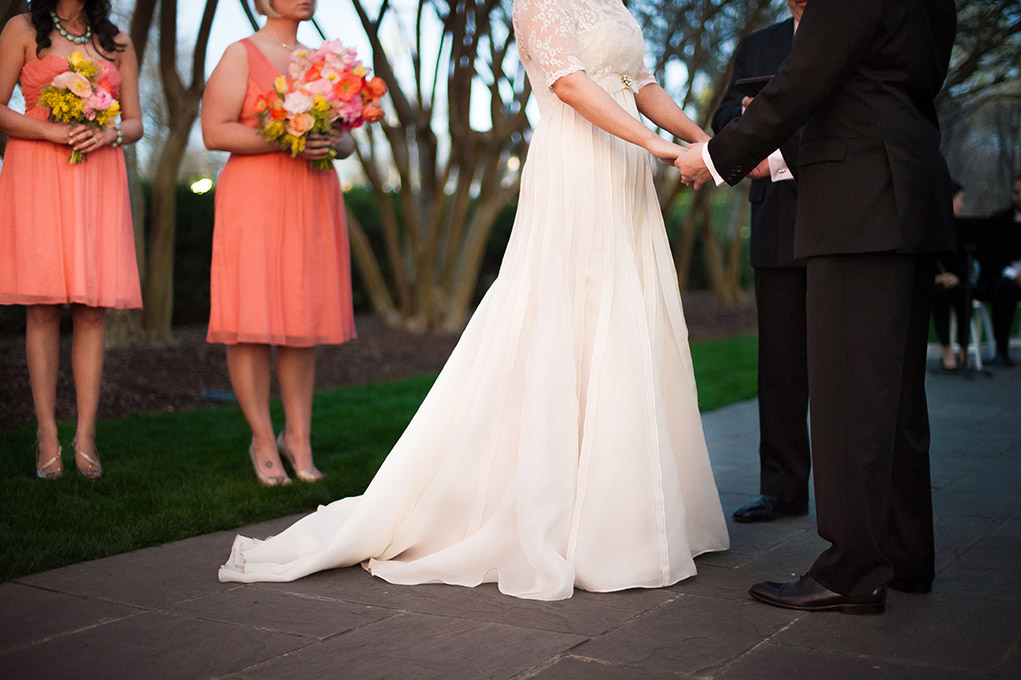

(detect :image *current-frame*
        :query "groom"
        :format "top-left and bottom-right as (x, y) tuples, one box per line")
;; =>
(676, 0), (957, 614)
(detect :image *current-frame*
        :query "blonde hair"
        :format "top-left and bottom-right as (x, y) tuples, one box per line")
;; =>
(253, 0), (281, 18)
(253, 0), (317, 18)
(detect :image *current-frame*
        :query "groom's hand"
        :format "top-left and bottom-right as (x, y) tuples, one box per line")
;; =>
(675, 143), (712, 190)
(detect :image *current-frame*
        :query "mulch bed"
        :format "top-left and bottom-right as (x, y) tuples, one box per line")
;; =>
(0, 291), (756, 431)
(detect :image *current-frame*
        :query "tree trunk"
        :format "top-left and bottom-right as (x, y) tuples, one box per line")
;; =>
(142, 118), (193, 341)
(348, 1), (530, 334)
(139, 0), (219, 341)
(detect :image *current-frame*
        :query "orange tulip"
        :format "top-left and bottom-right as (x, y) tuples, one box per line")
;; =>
(365, 77), (387, 98)
(363, 101), (385, 123)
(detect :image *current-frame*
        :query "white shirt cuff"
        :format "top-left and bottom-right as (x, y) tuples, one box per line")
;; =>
(767, 149), (793, 182)
(702, 143), (725, 187)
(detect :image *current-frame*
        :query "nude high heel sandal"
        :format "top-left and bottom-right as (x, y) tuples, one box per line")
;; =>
(36, 441), (63, 479)
(73, 439), (102, 479)
(248, 442), (291, 487)
(277, 432), (323, 483)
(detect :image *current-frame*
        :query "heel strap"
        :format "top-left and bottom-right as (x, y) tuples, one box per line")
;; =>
(36, 442), (64, 474)
(73, 440), (103, 474)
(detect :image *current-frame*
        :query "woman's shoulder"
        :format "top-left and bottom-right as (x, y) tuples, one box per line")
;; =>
(2, 13), (35, 41)
(218, 39), (254, 66)
(1, 13), (37, 65)
(207, 40), (252, 85)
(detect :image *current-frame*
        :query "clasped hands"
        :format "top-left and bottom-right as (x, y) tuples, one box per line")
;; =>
(60, 123), (118, 153)
(650, 136), (770, 190)
(300, 125), (356, 161)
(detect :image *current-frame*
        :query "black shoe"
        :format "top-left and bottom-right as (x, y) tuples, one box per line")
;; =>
(732, 494), (808, 523)
(749, 575), (886, 615)
(888, 578), (932, 594)
(989, 352), (1016, 367)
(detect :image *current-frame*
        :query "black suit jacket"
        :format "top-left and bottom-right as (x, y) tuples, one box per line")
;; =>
(707, 0), (957, 259)
(712, 18), (800, 269)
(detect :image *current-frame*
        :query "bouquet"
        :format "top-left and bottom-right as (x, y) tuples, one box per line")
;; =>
(255, 39), (387, 170)
(37, 51), (121, 164)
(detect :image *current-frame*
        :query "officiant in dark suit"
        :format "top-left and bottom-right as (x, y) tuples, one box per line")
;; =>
(712, 0), (810, 525)
(975, 174), (1021, 367)
(675, 0), (957, 614)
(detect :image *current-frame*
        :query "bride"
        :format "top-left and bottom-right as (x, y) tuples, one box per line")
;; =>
(219, 0), (729, 601)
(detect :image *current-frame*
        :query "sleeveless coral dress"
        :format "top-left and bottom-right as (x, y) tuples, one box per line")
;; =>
(0, 56), (141, 309)
(206, 39), (355, 347)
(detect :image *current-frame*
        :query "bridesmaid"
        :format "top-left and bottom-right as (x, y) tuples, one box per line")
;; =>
(201, 0), (356, 486)
(0, 0), (143, 479)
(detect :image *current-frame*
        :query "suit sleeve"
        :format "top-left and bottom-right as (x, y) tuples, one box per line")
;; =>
(707, 0), (881, 186)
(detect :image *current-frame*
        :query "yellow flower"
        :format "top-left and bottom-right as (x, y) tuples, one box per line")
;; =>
(78, 61), (99, 79)
(273, 76), (288, 96)
(262, 120), (286, 141)
(353, 65), (367, 77)
(287, 134), (306, 157)
(69, 51), (87, 69)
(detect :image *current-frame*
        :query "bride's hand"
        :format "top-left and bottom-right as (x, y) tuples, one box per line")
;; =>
(748, 158), (772, 180)
(646, 136), (685, 163)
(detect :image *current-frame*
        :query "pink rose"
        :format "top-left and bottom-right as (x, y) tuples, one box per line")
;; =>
(286, 112), (315, 136)
(283, 90), (314, 116)
(85, 88), (114, 114)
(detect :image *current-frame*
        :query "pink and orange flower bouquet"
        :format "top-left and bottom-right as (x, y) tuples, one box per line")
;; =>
(256, 40), (387, 170)
(37, 51), (121, 164)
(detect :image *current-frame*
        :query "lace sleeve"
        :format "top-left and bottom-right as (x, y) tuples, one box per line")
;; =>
(635, 64), (657, 90)
(513, 0), (585, 88)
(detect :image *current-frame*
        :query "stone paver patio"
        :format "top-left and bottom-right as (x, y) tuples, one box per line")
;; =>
(1, 347), (1019, 679)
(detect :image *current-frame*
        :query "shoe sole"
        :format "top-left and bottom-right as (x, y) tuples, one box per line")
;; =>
(749, 590), (886, 615)
(733, 509), (810, 523)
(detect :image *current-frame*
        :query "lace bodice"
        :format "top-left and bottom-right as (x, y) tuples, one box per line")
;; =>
(513, 0), (656, 111)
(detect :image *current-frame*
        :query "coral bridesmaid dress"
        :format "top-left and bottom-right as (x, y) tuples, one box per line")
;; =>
(206, 39), (355, 347)
(0, 56), (141, 309)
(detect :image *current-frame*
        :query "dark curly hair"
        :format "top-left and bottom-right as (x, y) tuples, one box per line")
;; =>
(30, 0), (124, 57)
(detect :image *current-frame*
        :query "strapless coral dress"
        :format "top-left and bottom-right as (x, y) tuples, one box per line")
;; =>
(0, 55), (141, 309)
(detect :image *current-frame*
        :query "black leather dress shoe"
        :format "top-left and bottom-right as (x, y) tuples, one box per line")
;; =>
(888, 578), (932, 594)
(732, 494), (809, 523)
(989, 352), (1016, 367)
(749, 575), (886, 615)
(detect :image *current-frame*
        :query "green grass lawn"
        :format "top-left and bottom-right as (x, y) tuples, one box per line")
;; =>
(0, 333), (757, 582)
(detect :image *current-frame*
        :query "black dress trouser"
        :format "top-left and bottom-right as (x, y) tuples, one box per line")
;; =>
(754, 267), (811, 508)
(805, 252), (936, 597)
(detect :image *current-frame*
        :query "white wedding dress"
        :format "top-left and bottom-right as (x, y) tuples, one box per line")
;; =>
(218, 0), (729, 601)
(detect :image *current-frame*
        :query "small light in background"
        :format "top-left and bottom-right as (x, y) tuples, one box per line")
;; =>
(190, 178), (213, 195)
(507, 155), (520, 171)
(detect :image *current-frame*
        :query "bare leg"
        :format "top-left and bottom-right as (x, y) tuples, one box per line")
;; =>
(26, 305), (63, 476)
(277, 346), (321, 480)
(227, 343), (289, 484)
(71, 304), (106, 476)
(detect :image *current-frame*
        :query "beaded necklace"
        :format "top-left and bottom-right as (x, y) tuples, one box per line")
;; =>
(49, 10), (92, 46)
